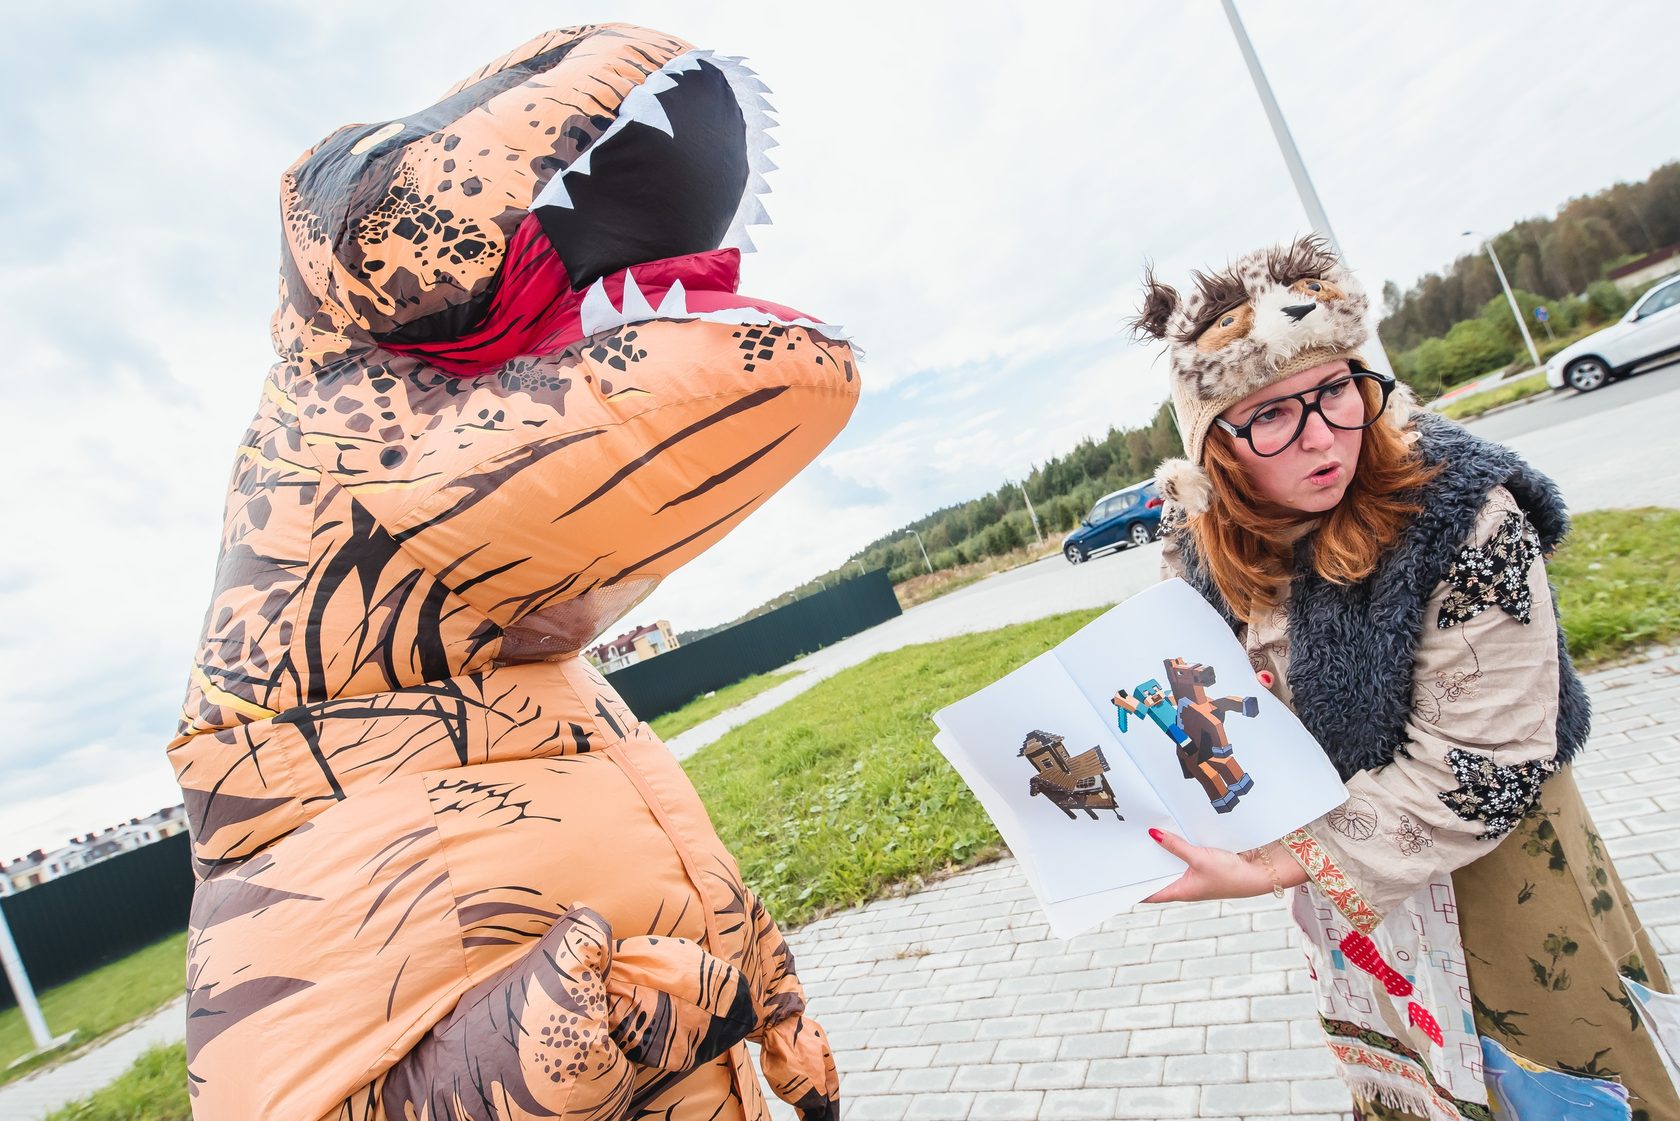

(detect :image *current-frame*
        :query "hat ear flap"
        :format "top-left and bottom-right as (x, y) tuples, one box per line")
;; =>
(1130, 266), (1180, 341)
(1156, 457), (1212, 517)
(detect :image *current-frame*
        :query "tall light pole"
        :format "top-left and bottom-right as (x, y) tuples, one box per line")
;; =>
(1220, 0), (1393, 376)
(1464, 231), (1541, 369)
(1014, 481), (1044, 545)
(904, 529), (934, 574)
(0, 899), (71, 1056)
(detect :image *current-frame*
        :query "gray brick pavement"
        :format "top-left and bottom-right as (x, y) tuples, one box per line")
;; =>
(758, 646), (1680, 1121)
(4, 648), (1677, 1121)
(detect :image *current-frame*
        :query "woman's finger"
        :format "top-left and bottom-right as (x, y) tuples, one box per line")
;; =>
(1148, 827), (1194, 862)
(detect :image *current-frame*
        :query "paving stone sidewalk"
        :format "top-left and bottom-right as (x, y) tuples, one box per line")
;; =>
(764, 645), (1680, 1121)
(0, 997), (184, 1121)
(4, 648), (1676, 1121)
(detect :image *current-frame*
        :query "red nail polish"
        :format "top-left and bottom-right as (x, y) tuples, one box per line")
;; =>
(1258, 671), (1274, 687)
(1149, 828), (1164, 843)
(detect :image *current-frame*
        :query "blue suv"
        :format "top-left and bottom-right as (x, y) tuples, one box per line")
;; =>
(1063, 481), (1164, 564)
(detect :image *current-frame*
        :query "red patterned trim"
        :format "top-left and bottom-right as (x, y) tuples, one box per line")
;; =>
(1282, 828), (1382, 934)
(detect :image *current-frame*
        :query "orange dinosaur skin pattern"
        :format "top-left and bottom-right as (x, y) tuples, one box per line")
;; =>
(167, 25), (853, 1121)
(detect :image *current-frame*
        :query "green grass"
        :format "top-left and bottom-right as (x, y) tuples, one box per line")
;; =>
(648, 670), (801, 740)
(1438, 370), (1551, 420)
(1552, 508), (1680, 669)
(0, 931), (186, 1085)
(42, 1043), (189, 1121)
(684, 609), (1101, 926)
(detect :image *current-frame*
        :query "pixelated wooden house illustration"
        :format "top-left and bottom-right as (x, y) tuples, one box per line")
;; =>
(1019, 729), (1122, 820)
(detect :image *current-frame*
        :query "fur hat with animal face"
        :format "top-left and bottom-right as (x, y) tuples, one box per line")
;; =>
(1132, 236), (1407, 515)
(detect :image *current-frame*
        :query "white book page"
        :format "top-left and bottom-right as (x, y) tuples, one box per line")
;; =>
(934, 731), (1181, 940)
(1051, 579), (1347, 854)
(933, 654), (1183, 904)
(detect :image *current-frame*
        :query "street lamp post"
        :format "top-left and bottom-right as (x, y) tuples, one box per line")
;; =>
(905, 529), (934, 574)
(0, 899), (72, 1056)
(1015, 482), (1044, 545)
(1220, 0), (1394, 377)
(1464, 231), (1542, 369)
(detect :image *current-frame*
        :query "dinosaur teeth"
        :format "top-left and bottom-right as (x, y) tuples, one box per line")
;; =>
(656, 279), (689, 317)
(579, 278), (620, 337)
(533, 170), (573, 210)
(619, 270), (657, 321)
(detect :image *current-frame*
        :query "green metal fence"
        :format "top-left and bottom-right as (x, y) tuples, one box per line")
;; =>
(606, 569), (901, 721)
(0, 831), (193, 1010)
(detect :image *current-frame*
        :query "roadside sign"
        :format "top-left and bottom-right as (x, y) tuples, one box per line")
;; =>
(1534, 306), (1549, 322)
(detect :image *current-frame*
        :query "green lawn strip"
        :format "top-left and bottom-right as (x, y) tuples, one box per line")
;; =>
(1552, 508), (1680, 669)
(42, 1042), (189, 1121)
(648, 670), (802, 740)
(1438, 371), (1551, 421)
(0, 931), (186, 1084)
(683, 609), (1102, 927)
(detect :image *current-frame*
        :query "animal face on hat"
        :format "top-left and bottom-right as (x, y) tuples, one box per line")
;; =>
(1133, 236), (1370, 407)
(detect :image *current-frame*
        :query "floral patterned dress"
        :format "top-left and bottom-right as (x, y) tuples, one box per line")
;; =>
(1197, 487), (1677, 1120)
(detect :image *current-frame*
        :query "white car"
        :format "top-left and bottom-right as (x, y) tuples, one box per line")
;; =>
(1544, 273), (1680, 392)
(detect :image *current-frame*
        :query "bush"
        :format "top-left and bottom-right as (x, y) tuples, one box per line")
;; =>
(1480, 289), (1578, 356)
(1584, 280), (1632, 325)
(1441, 318), (1517, 384)
(978, 518), (1023, 557)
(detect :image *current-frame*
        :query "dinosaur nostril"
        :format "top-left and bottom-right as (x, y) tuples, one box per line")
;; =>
(1283, 303), (1316, 323)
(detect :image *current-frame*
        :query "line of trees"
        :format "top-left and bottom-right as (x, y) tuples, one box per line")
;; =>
(1381, 162), (1680, 396)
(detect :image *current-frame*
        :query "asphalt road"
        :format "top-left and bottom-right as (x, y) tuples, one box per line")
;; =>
(667, 367), (1680, 757)
(1469, 355), (1680, 442)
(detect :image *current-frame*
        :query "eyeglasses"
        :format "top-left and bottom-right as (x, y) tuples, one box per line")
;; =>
(1213, 365), (1397, 457)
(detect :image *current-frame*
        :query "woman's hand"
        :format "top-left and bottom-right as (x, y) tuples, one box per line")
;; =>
(1142, 829), (1306, 903)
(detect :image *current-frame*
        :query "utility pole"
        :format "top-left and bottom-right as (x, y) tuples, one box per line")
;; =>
(1221, 0), (1394, 377)
(1015, 481), (1044, 545)
(905, 529), (934, 574)
(1465, 231), (1542, 368)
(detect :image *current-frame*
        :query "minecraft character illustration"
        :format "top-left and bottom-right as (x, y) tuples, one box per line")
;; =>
(1112, 678), (1191, 749)
(1019, 729), (1123, 820)
(1163, 657), (1258, 813)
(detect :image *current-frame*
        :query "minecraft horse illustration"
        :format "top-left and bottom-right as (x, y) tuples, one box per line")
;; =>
(1114, 658), (1258, 813)
(1019, 729), (1123, 820)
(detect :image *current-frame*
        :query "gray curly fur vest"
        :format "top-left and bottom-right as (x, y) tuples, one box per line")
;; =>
(1174, 412), (1591, 780)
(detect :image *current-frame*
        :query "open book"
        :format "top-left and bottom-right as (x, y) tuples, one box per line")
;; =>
(932, 578), (1347, 938)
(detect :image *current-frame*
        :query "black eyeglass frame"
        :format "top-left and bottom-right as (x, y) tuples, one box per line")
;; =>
(1212, 362), (1397, 458)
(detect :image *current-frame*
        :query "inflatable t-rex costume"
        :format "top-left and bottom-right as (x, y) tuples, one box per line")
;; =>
(165, 25), (856, 1121)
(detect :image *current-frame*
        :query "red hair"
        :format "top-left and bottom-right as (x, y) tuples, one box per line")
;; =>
(1189, 410), (1440, 624)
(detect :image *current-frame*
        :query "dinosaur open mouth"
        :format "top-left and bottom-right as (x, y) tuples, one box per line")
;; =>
(379, 49), (848, 374)
(533, 50), (775, 287)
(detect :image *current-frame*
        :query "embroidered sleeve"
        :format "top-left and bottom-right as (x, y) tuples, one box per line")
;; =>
(1284, 488), (1564, 925)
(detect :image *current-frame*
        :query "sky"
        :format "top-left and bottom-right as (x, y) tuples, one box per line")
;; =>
(2, 0), (1677, 859)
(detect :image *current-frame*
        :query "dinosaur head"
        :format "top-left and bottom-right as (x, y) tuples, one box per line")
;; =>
(274, 24), (794, 362)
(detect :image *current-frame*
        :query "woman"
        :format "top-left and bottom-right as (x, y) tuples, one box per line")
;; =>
(1131, 237), (1675, 1120)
